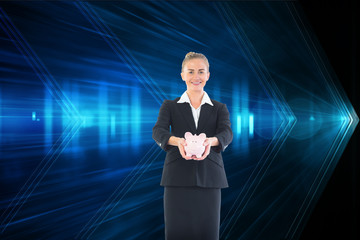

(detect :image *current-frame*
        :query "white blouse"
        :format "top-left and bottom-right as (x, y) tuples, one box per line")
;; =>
(177, 91), (214, 129)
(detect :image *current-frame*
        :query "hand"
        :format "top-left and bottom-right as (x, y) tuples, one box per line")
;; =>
(193, 138), (213, 161)
(178, 138), (193, 160)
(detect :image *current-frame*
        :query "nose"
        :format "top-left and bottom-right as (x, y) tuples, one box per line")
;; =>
(194, 73), (201, 79)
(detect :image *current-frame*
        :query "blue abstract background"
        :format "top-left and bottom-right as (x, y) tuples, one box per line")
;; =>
(0, 1), (358, 239)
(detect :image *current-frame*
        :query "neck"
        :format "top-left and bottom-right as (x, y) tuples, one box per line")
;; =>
(186, 90), (204, 103)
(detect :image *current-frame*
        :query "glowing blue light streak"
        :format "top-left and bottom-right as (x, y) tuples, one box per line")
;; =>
(99, 84), (108, 151)
(110, 114), (116, 139)
(249, 114), (254, 137)
(120, 87), (129, 146)
(45, 88), (52, 151)
(131, 86), (141, 150)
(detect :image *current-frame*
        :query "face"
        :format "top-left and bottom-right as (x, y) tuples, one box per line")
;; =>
(181, 58), (210, 92)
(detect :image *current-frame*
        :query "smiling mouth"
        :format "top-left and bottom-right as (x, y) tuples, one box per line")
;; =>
(192, 82), (202, 85)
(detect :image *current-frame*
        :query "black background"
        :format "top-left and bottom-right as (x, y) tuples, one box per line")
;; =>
(298, 0), (359, 239)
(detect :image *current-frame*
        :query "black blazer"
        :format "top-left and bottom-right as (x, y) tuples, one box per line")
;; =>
(152, 97), (233, 188)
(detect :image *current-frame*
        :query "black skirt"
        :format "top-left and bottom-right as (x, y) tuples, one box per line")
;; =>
(163, 186), (221, 240)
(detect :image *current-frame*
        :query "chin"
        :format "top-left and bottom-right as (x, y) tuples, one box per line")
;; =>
(191, 87), (203, 90)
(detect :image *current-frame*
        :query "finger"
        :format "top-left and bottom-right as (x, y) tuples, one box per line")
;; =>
(183, 153), (192, 160)
(179, 145), (192, 160)
(204, 149), (210, 158)
(202, 146), (209, 155)
(199, 149), (210, 160)
(195, 154), (206, 160)
(180, 138), (187, 146)
(179, 146), (186, 158)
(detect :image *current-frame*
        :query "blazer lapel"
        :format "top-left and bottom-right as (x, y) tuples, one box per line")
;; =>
(197, 104), (215, 134)
(177, 102), (197, 133)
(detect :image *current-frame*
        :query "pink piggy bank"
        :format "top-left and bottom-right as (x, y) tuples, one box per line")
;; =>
(184, 132), (207, 158)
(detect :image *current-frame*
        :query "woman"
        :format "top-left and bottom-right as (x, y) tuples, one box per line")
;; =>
(152, 52), (233, 240)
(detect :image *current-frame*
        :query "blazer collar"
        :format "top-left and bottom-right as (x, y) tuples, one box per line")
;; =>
(177, 91), (214, 107)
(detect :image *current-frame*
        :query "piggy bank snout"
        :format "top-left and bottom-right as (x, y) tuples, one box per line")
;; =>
(184, 132), (206, 158)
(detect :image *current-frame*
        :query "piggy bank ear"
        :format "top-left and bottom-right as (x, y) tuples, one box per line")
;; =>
(184, 132), (193, 140)
(198, 133), (206, 141)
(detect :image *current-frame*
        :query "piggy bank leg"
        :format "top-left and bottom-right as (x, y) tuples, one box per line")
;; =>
(196, 154), (202, 158)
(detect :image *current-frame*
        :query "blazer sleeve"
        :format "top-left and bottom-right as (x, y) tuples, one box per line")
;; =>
(213, 103), (233, 153)
(152, 100), (173, 152)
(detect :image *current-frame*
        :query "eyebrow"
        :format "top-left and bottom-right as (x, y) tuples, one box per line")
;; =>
(187, 69), (206, 71)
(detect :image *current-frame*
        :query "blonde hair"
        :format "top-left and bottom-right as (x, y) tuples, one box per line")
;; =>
(181, 52), (210, 72)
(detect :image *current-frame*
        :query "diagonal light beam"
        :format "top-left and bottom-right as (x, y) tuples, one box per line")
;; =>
(284, 2), (359, 239)
(74, 1), (168, 105)
(0, 7), (84, 234)
(73, 2), (171, 239)
(214, 2), (297, 239)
